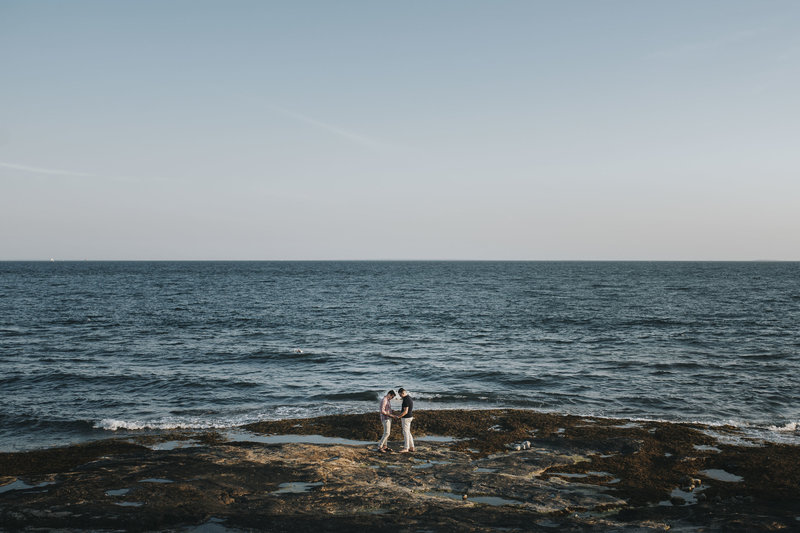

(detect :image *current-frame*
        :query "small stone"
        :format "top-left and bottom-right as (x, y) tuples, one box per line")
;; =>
(462, 494), (468, 500)
(513, 444), (522, 451)
(670, 496), (686, 506)
(697, 492), (707, 502)
(692, 478), (702, 486)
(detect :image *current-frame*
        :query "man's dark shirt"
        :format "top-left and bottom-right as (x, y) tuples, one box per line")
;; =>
(401, 395), (413, 418)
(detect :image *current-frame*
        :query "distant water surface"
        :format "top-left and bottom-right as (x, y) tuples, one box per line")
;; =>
(1, 261), (798, 451)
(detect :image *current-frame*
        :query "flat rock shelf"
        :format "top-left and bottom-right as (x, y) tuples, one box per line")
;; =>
(1, 409), (799, 531)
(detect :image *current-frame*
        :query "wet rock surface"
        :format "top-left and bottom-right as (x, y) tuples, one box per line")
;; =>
(1, 409), (799, 531)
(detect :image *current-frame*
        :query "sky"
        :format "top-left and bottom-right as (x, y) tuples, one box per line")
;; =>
(1, 1), (799, 260)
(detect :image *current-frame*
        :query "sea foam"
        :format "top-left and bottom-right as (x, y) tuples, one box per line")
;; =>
(767, 422), (800, 433)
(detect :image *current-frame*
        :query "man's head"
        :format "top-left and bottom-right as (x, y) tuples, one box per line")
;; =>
(397, 388), (407, 397)
(386, 390), (396, 398)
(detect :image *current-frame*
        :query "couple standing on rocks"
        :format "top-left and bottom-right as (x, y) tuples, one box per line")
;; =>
(378, 388), (414, 453)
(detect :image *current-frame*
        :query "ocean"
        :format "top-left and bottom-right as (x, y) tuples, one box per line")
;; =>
(1, 261), (798, 451)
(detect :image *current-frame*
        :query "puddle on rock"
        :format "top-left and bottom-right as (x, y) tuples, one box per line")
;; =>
(0, 479), (55, 494)
(423, 492), (522, 506)
(548, 472), (588, 479)
(659, 488), (701, 506)
(273, 482), (323, 494)
(700, 469), (744, 482)
(693, 445), (722, 452)
(613, 422), (642, 429)
(150, 440), (200, 451)
(186, 517), (241, 532)
(469, 495), (524, 506)
(115, 501), (144, 507)
(416, 436), (459, 442)
(105, 488), (131, 497)
(139, 478), (174, 484)
(475, 467), (497, 473)
(225, 430), (371, 446)
(412, 460), (451, 469)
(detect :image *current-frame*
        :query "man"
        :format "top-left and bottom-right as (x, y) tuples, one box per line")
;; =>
(396, 387), (415, 453)
(378, 390), (397, 452)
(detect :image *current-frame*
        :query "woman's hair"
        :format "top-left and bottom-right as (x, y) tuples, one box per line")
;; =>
(387, 390), (396, 397)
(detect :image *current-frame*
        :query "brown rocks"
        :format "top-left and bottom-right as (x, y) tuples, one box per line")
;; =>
(1, 409), (799, 531)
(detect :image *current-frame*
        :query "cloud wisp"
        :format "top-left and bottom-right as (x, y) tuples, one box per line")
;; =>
(0, 160), (144, 183)
(651, 28), (765, 60)
(0, 160), (96, 177)
(268, 105), (404, 153)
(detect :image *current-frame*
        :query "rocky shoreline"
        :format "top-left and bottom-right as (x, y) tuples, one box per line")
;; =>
(2, 409), (799, 531)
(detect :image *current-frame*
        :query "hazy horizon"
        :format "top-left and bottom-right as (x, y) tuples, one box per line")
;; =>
(2, 1), (799, 261)
(2, 259), (797, 264)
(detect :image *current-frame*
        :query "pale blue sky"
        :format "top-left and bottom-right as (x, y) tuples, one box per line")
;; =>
(2, 1), (798, 260)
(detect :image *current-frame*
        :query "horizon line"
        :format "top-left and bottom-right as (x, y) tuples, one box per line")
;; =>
(1, 259), (797, 263)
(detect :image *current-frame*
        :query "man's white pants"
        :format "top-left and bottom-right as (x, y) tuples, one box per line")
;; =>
(378, 419), (392, 448)
(401, 417), (414, 450)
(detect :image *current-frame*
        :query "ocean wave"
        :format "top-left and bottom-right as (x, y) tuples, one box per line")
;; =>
(767, 422), (800, 433)
(93, 404), (361, 432)
(321, 391), (381, 402)
(245, 348), (333, 363)
(94, 417), (255, 431)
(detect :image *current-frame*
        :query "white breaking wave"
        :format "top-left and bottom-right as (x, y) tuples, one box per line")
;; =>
(94, 403), (370, 432)
(95, 418), (232, 431)
(767, 422), (799, 432)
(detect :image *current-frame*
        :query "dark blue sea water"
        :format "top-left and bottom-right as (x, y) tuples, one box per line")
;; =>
(1, 261), (799, 451)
